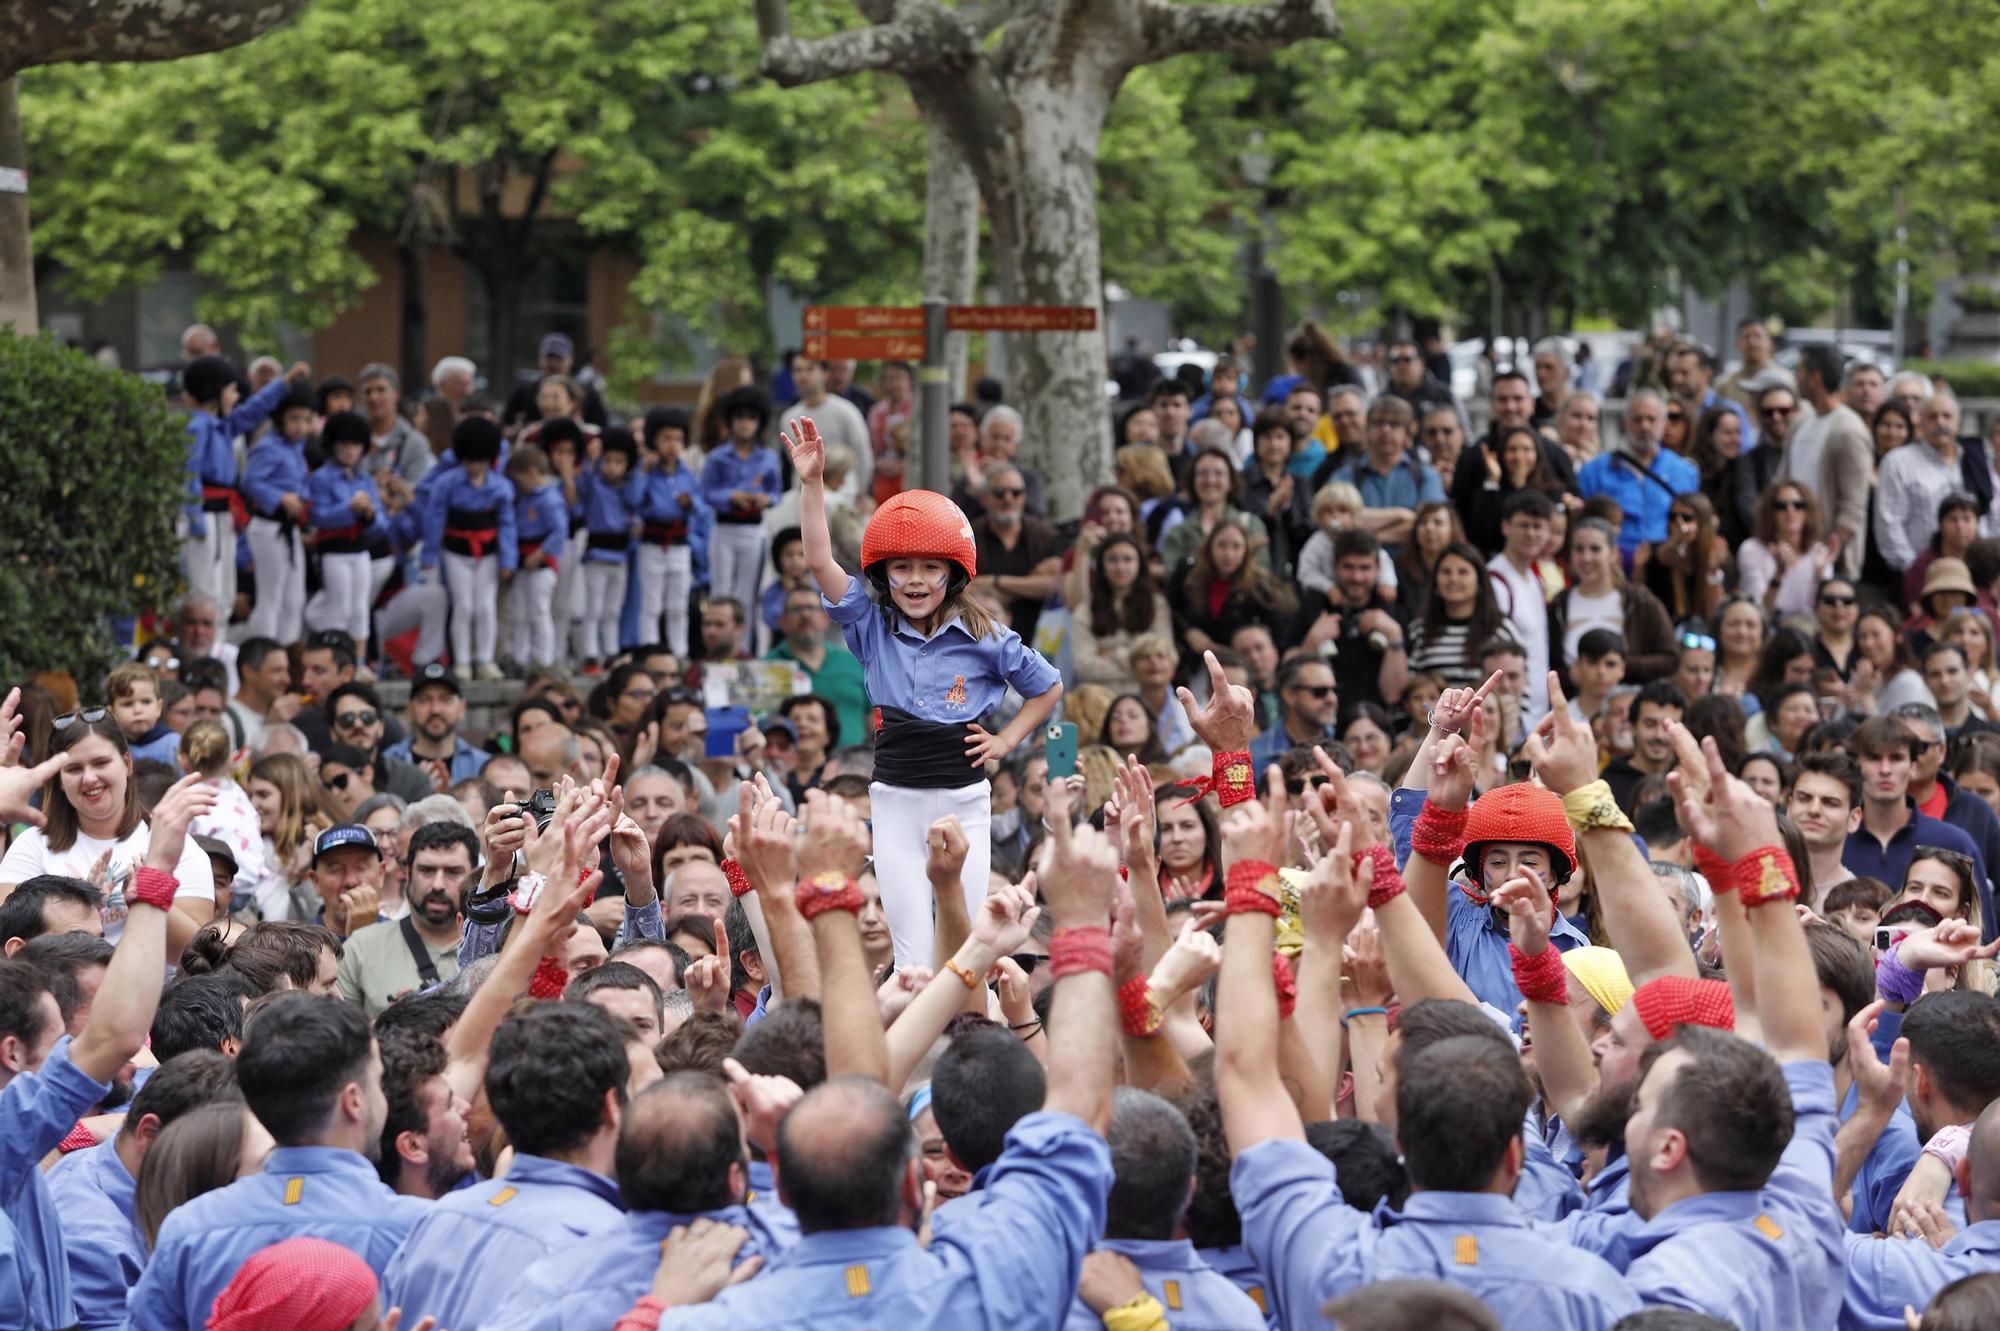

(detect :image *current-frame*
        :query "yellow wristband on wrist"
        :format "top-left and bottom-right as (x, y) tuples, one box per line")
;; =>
(1101, 1293), (1169, 1331)
(1561, 779), (1634, 833)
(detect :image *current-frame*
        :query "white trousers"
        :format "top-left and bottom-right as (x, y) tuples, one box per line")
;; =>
(244, 518), (305, 643)
(443, 552), (500, 666)
(869, 779), (993, 972)
(378, 578), (449, 665)
(555, 532), (588, 661)
(183, 519), (236, 613)
(640, 543), (693, 656)
(583, 561), (629, 662)
(507, 566), (559, 667)
(319, 552), (373, 648)
(709, 524), (765, 648)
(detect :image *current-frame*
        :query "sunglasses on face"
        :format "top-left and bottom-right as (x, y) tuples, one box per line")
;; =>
(990, 487), (1026, 499)
(326, 771), (355, 790)
(1285, 776), (1330, 797)
(1010, 952), (1047, 974)
(337, 709), (379, 729)
(1293, 684), (1337, 699)
(1764, 405), (1794, 418)
(624, 688), (658, 703)
(1820, 594), (1856, 607)
(1390, 354), (1419, 364)
(1667, 411), (1686, 422)
(53, 708), (109, 729)
(1773, 499), (1808, 512)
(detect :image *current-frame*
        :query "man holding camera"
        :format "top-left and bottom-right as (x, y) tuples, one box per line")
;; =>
(335, 822), (478, 1016)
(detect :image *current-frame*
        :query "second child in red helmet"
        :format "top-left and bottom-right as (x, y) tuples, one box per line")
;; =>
(785, 416), (1064, 970)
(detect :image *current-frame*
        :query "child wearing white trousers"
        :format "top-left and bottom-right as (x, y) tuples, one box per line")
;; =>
(306, 414), (390, 647)
(505, 446), (570, 670)
(423, 417), (517, 680)
(784, 415), (1063, 970)
(239, 391), (321, 644)
(635, 411), (704, 656)
(700, 386), (780, 652)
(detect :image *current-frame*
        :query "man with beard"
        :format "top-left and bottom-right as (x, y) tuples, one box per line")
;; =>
(382, 665), (486, 786)
(336, 822), (476, 1017)
(377, 1031), (475, 1200)
(125, 993), (427, 1330)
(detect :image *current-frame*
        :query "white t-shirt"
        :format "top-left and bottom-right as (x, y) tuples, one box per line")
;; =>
(1488, 553), (1551, 718)
(1562, 589), (1625, 666)
(0, 823), (216, 941)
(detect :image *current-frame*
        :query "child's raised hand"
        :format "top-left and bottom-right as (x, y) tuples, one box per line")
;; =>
(783, 417), (825, 485)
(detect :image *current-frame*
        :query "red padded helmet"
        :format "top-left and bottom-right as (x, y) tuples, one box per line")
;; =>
(1460, 782), (1577, 885)
(860, 489), (978, 582)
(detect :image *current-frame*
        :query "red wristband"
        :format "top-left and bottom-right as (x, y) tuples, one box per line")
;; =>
(722, 857), (753, 898)
(1691, 844), (1734, 896)
(613, 1296), (667, 1331)
(1213, 750), (1255, 808)
(1273, 952), (1298, 1020)
(1731, 845), (1801, 907)
(1049, 926), (1115, 979)
(795, 872), (864, 920)
(1357, 842), (1406, 910)
(128, 866), (179, 913)
(528, 954), (569, 1000)
(1118, 975), (1163, 1037)
(1511, 943), (1570, 1005)
(1224, 861), (1283, 917)
(1410, 803), (1470, 867)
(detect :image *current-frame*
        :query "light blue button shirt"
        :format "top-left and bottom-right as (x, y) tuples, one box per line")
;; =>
(242, 435), (311, 518)
(1195, 1243), (1277, 1328)
(482, 1203), (800, 1331)
(1576, 448), (1701, 554)
(1, 1034), (111, 1330)
(700, 446), (782, 519)
(125, 1146), (429, 1331)
(383, 1155), (624, 1331)
(1539, 1150), (1635, 1256)
(46, 1137), (142, 1331)
(653, 1112), (1111, 1331)
(1232, 1137), (1641, 1331)
(1840, 1218), (2000, 1330)
(1061, 1238), (1267, 1331)
(823, 574), (1059, 725)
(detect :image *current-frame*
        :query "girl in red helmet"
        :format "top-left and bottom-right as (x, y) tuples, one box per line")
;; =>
(785, 417), (1064, 970)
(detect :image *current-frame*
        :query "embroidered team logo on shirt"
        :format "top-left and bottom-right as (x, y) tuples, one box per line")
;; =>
(945, 675), (968, 707)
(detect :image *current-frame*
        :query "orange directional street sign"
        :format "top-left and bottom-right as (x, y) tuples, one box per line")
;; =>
(947, 305), (1098, 333)
(803, 305), (923, 332)
(803, 334), (927, 360)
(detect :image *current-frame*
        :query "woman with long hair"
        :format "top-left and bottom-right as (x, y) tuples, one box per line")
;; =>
(1749, 628), (1817, 717)
(1888, 847), (1992, 993)
(181, 720), (267, 912)
(1155, 786), (1224, 901)
(692, 355), (753, 455)
(1662, 394), (1700, 456)
(0, 713), (216, 948)
(242, 752), (342, 922)
(1069, 534), (1172, 694)
(1872, 399), (1917, 461)
(1639, 491), (1731, 623)
(1690, 402), (1754, 544)
(1340, 702), (1396, 778)
(1942, 608), (1999, 720)
(136, 1102), (273, 1249)
(1737, 480), (1832, 621)
(1552, 518), (1677, 680)
(1159, 446), (1270, 573)
(1844, 605), (1936, 717)
(1394, 502), (1465, 622)
(1809, 576), (1864, 682)
(1061, 483), (1143, 608)
(1172, 519), (1297, 662)
(1713, 596), (1769, 708)
(1405, 542), (1510, 689)
(1116, 445), (1181, 550)
(1460, 424), (1564, 554)
(1105, 693), (1170, 767)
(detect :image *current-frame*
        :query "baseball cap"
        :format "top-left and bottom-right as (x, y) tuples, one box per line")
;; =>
(193, 834), (238, 874)
(313, 825), (379, 866)
(757, 713), (797, 742)
(539, 332), (574, 359)
(411, 663), (462, 697)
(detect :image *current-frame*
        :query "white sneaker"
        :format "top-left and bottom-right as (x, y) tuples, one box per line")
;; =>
(474, 661), (504, 682)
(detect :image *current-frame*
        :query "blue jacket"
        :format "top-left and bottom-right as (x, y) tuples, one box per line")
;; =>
(1614, 1061), (1845, 1330)
(1843, 805), (1985, 934)
(183, 376), (293, 536)
(422, 466), (519, 571)
(381, 735), (487, 785)
(1231, 1138), (1640, 1331)
(1062, 1238), (1267, 1331)
(482, 1202), (799, 1331)
(646, 1112), (1109, 1331)
(700, 445), (782, 521)
(125, 724), (182, 769)
(515, 481), (571, 565)
(1840, 1218), (2000, 1330)
(580, 466), (646, 544)
(46, 1138), (141, 1331)
(383, 1155), (624, 1331)
(242, 433), (312, 520)
(1, 1035), (113, 1330)
(125, 1146), (428, 1331)
(306, 462), (390, 547)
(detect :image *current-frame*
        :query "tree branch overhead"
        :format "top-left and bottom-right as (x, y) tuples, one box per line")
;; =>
(1138, 0), (1339, 63)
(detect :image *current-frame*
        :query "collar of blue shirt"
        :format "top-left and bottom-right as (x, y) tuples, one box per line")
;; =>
(1946, 1219), (2000, 1257)
(1379, 1191), (1524, 1228)
(501, 1154), (625, 1206)
(1624, 1188), (1763, 1255)
(1098, 1237), (1207, 1272)
(262, 1145), (381, 1179)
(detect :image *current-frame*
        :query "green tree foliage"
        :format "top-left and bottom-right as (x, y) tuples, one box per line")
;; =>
(0, 332), (184, 682)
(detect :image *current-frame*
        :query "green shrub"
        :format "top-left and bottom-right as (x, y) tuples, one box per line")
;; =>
(0, 331), (186, 684)
(1903, 359), (2000, 400)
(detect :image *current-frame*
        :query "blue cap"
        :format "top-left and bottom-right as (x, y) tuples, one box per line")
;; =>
(313, 824), (379, 865)
(539, 332), (574, 359)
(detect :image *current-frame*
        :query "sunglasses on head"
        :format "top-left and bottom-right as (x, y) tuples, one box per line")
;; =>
(1678, 632), (1717, 652)
(337, 708), (379, 729)
(53, 708), (110, 730)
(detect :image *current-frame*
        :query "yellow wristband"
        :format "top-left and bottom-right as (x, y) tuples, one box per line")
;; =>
(1101, 1293), (1169, 1331)
(1561, 779), (1633, 833)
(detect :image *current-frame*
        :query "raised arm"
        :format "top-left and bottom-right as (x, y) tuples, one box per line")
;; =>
(781, 417), (852, 600)
(1527, 673), (1696, 985)
(1399, 672), (1501, 941)
(792, 791), (885, 1083)
(72, 775), (217, 1083)
(736, 778), (822, 1003)
(1493, 868), (1599, 1127)
(1216, 789), (1316, 1152)
(884, 880), (1040, 1091)
(1033, 777), (1122, 1133)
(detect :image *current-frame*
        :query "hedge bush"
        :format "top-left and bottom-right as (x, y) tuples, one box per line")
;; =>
(1904, 359), (2000, 400)
(0, 331), (186, 684)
